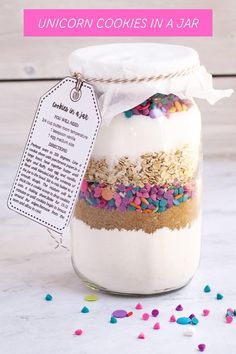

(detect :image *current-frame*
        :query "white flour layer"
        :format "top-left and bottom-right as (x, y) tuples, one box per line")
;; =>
(91, 103), (201, 162)
(71, 217), (201, 294)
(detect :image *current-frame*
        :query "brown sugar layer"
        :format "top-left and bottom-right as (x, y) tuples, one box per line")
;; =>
(85, 145), (199, 187)
(74, 197), (200, 234)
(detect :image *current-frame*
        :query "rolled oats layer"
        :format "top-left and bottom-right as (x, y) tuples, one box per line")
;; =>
(85, 145), (198, 187)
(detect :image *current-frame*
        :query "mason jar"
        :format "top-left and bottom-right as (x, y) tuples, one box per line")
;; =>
(68, 43), (231, 295)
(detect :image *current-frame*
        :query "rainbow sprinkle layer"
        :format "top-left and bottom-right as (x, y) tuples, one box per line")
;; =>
(124, 93), (191, 119)
(79, 180), (195, 213)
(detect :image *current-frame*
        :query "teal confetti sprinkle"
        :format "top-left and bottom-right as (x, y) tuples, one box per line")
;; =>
(81, 306), (90, 313)
(45, 294), (53, 301)
(204, 285), (211, 293)
(216, 293), (224, 300)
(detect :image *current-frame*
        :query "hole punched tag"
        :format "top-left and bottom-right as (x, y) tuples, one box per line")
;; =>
(70, 72), (85, 102)
(8, 75), (102, 233)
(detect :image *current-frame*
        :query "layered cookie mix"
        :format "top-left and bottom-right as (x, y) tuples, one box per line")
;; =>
(71, 93), (201, 294)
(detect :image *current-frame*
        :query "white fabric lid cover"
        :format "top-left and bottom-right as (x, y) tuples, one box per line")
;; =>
(69, 43), (233, 125)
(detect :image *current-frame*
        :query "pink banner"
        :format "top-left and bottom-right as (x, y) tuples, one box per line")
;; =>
(24, 9), (212, 37)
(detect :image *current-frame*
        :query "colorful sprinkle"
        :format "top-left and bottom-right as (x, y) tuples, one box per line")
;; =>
(202, 309), (210, 316)
(153, 322), (160, 330)
(191, 317), (199, 325)
(44, 294), (53, 301)
(227, 308), (234, 314)
(226, 316), (233, 324)
(176, 304), (183, 311)
(189, 314), (195, 319)
(84, 294), (98, 302)
(80, 180), (88, 192)
(151, 309), (159, 317)
(135, 303), (143, 310)
(112, 310), (127, 318)
(101, 187), (114, 201)
(169, 315), (176, 322)
(204, 285), (211, 293)
(142, 313), (150, 321)
(110, 316), (118, 324)
(126, 311), (133, 317)
(81, 306), (89, 313)
(124, 93), (191, 120)
(79, 180), (193, 213)
(137, 332), (145, 339)
(74, 329), (83, 336)
(216, 293), (224, 300)
(226, 311), (233, 317)
(198, 343), (206, 352)
(177, 317), (192, 325)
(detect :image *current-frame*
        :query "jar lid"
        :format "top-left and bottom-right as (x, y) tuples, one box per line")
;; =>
(69, 43), (233, 125)
(69, 43), (199, 81)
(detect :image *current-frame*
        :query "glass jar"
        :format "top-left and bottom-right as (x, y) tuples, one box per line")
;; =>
(69, 43), (232, 295)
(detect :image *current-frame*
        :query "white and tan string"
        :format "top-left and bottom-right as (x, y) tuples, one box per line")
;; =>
(71, 64), (198, 85)
(47, 228), (69, 251)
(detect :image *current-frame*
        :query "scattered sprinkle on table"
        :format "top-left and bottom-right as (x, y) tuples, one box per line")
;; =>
(191, 317), (199, 325)
(44, 294), (53, 301)
(227, 308), (234, 315)
(226, 310), (233, 317)
(137, 332), (145, 339)
(81, 306), (89, 313)
(151, 309), (159, 317)
(198, 343), (206, 352)
(189, 313), (195, 319)
(126, 311), (133, 317)
(176, 304), (183, 311)
(135, 303), (143, 310)
(153, 322), (160, 330)
(202, 309), (210, 316)
(84, 294), (98, 302)
(112, 310), (127, 318)
(204, 285), (211, 293)
(177, 317), (192, 325)
(110, 316), (117, 324)
(169, 315), (176, 322)
(74, 329), (83, 336)
(142, 313), (150, 321)
(226, 316), (233, 324)
(216, 293), (224, 300)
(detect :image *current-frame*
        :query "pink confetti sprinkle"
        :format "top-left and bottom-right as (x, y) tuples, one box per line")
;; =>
(226, 316), (233, 324)
(153, 322), (160, 330)
(135, 303), (143, 310)
(134, 197), (141, 205)
(202, 309), (210, 316)
(169, 315), (176, 322)
(198, 343), (206, 352)
(74, 329), (83, 336)
(114, 194), (122, 208)
(227, 308), (234, 313)
(175, 304), (183, 311)
(142, 313), (150, 321)
(80, 180), (88, 192)
(138, 332), (145, 339)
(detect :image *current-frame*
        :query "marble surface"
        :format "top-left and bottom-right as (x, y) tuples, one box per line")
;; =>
(1, 159), (236, 354)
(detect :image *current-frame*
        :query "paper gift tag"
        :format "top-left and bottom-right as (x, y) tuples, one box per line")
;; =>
(8, 77), (102, 233)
